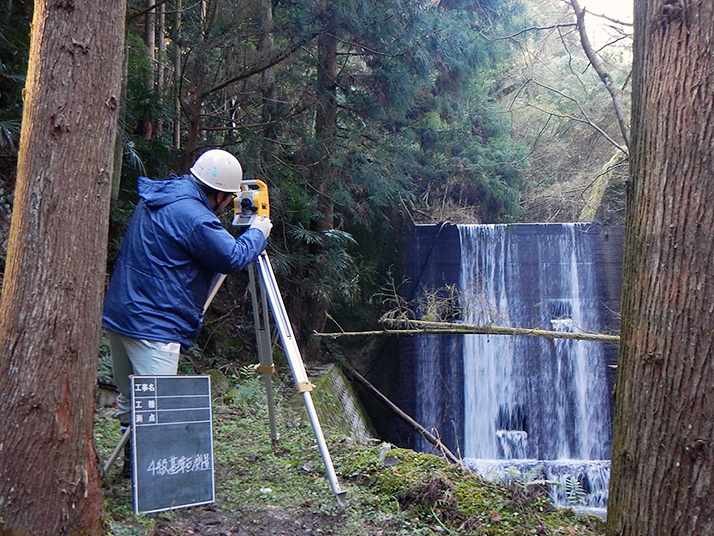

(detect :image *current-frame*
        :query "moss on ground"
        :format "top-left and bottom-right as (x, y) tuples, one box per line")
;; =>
(95, 377), (605, 536)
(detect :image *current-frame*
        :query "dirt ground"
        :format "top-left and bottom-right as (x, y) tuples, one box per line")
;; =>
(148, 505), (345, 536)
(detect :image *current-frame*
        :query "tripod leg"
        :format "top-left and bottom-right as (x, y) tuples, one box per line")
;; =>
(203, 273), (228, 314)
(248, 263), (279, 444)
(103, 426), (131, 474)
(255, 253), (347, 508)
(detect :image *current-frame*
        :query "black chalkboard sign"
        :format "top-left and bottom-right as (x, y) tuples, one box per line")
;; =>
(130, 375), (214, 514)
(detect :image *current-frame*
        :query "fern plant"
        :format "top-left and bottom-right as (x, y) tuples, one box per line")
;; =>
(565, 475), (587, 507)
(502, 464), (558, 493)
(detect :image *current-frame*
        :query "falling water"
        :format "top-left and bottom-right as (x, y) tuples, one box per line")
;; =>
(414, 223), (616, 510)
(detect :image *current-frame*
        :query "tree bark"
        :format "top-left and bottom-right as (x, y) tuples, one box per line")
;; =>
(607, 1), (714, 534)
(0, 0), (126, 533)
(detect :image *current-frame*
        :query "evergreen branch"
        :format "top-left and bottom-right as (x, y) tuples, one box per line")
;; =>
(201, 34), (317, 98)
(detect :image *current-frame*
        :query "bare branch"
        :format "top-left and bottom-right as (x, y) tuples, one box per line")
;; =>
(583, 10), (633, 27)
(491, 22), (578, 41)
(525, 79), (629, 155)
(569, 0), (630, 148)
(343, 365), (462, 465)
(127, 0), (172, 24)
(314, 319), (620, 344)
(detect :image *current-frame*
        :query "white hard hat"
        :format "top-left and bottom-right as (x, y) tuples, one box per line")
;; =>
(190, 149), (243, 192)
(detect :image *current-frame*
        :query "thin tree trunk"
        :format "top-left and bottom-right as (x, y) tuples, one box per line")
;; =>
(157, 0), (165, 136)
(607, 1), (714, 534)
(143, 0), (156, 139)
(185, 96), (203, 164)
(0, 0), (126, 533)
(258, 0), (276, 153)
(298, 0), (338, 356)
(173, 0), (182, 150)
(145, 0), (156, 79)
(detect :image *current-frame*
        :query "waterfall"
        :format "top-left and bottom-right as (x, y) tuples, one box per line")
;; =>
(456, 223), (613, 509)
(459, 223), (611, 460)
(406, 223), (620, 511)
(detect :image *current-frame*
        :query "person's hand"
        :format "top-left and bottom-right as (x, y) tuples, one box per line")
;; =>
(250, 216), (273, 239)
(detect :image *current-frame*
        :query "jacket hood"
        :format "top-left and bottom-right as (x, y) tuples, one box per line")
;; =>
(138, 174), (209, 209)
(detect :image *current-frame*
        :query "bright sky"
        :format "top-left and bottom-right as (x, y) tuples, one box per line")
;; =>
(575, 0), (633, 49)
(579, 0), (633, 23)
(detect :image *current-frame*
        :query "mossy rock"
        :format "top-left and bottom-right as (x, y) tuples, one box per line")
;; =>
(289, 364), (375, 442)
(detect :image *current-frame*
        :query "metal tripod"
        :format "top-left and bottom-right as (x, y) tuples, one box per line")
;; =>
(204, 252), (347, 507)
(249, 253), (346, 506)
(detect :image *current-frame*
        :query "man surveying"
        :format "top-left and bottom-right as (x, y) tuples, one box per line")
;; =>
(102, 149), (272, 476)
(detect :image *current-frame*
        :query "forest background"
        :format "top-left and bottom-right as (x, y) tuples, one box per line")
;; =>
(7, 2), (714, 535)
(0, 0), (632, 364)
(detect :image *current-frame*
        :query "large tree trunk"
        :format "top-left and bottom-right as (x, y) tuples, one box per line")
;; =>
(0, 0), (126, 533)
(607, 1), (714, 534)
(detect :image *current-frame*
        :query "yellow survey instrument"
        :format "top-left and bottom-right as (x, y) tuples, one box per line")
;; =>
(232, 179), (269, 227)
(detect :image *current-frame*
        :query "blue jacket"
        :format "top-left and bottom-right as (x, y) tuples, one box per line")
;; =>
(102, 174), (266, 348)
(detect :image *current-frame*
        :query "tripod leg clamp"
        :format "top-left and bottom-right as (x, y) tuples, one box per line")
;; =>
(255, 364), (276, 375)
(296, 381), (315, 393)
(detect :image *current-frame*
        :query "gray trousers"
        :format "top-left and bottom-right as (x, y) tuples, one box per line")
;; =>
(106, 330), (181, 425)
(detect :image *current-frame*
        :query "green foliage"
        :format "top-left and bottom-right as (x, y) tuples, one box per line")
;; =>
(97, 336), (114, 385)
(122, 140), (146, 178)
(0, 4), (31, 159)
(0, 119), (20, 155)
(98, 0), (535, 348)
(0, 0), (551, 360)
(117, 31), (174, 183)
(273, 224), (360, 308)
(502, 464), (559, 492)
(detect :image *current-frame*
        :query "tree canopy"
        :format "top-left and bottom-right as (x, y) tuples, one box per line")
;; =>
(0, 0), (632, 346)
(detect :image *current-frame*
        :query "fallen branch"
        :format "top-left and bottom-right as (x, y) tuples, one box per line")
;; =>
(315, 319), (620, 344)
(342, 365), (462, 466)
